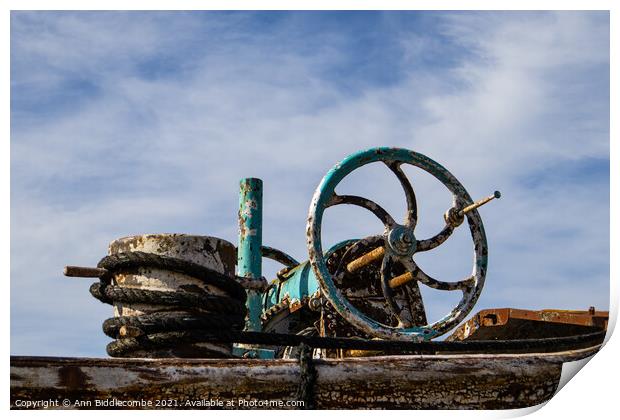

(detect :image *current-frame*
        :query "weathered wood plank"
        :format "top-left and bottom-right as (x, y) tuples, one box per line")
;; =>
(10, 346), (599, 409)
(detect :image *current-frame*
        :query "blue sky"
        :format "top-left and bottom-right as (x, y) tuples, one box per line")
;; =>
(10, 11), (609, 356)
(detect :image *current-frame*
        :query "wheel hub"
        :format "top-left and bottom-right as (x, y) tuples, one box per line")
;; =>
(387, 225), (417, 256)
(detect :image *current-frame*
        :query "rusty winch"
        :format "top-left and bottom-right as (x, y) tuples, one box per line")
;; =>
(64, 147), (502, 359)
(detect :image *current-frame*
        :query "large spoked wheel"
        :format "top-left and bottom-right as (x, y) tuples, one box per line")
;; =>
(307, 147), (488, 341)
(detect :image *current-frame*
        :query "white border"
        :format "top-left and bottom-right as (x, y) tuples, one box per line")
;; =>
(3, 1), (616, 418)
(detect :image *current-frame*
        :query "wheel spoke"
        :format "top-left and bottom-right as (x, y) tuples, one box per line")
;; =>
(386, 162), (418, 227)
(380, 254), (410, 328)
(402, 259), (474, 291)
(328, 194), (396, 227)
(416, 224), (454, 252)
(260, 246), (299, 268)
(402, 276), (428, 326)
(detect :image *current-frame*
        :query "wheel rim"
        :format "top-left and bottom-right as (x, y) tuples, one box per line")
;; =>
(306, 147), (488, 340)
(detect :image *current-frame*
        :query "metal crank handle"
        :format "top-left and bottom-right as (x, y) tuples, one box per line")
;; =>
(459, 190), (501, 216)
(445, 190), (501, 228)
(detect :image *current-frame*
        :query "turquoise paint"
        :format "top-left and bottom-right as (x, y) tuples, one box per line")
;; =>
(237, 178), (263, 332)
(263, 240), (355, 310)
(307, 147), (488, 340)
(232, 346), (275, 359)
(278, 262), (317, 302)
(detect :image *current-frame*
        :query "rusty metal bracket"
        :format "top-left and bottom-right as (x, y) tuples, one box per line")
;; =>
(448, 308), (609, 341)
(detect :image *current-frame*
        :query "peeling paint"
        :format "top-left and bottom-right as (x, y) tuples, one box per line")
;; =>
(306, 147), (488, 340)
(106, 234), (238, 358)
(10, 346), (600, 409)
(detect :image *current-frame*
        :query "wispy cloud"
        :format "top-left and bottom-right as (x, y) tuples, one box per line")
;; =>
(11, 11), (609, 356)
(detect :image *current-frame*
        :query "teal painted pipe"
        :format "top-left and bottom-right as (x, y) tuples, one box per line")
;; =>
(263, 240), (356, 314)
(237, 178), (263, 332)
(273, 261), (318, 306)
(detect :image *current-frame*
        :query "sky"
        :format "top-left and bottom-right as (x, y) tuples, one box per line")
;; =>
(10, 11), (609, 357)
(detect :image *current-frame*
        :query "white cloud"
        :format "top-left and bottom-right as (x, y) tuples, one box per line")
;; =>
(11, 11), (609, 356)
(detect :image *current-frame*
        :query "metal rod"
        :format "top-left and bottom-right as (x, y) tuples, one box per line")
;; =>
(346, 246), (385, 273)
(63, 266), (108, 278)
(388, 271), (414, 288)
(459, 191), (501, 215)
(345, 247), (415, 288)
(237, 178), (263, 333)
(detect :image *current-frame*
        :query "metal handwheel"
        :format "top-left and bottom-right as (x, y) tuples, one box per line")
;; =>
(307, 147), (498, 341)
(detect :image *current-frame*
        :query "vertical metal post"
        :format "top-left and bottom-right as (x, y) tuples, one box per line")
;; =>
(237, 178), (263, 333)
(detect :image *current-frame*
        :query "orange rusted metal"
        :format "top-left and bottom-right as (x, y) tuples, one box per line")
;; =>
(448, 308), (608, 342)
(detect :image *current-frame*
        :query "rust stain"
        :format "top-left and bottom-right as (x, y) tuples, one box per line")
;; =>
(448, 308), (609, 341)
(58, 366), (90, 389)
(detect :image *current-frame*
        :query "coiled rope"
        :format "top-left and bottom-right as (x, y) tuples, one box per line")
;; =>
(91, 251), (247, 357)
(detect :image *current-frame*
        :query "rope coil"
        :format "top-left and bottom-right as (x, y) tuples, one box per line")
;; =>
(91, 251), (248, 357)
(97, 251), (247, 300)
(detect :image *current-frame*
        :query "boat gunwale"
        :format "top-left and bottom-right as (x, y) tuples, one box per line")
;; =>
(10, 344), (602, 368)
